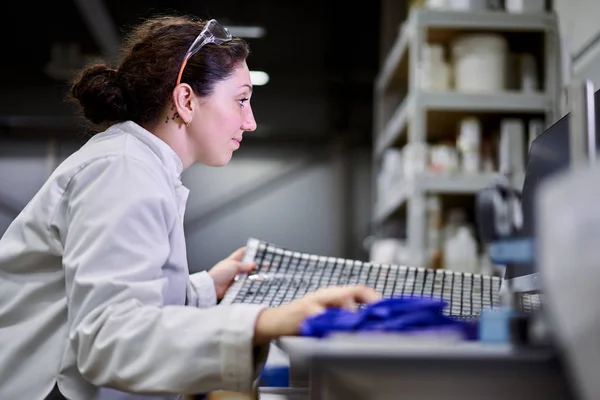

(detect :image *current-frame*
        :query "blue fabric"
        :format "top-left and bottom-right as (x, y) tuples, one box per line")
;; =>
(299, 297), (477, 339)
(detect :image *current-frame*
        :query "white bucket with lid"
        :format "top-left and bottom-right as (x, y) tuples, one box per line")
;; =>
(451, 33), (508, 92)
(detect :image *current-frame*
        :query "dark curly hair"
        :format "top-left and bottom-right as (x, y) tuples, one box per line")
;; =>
(68, 16), (250, 130)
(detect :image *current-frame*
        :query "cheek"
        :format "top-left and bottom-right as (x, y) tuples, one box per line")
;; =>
(211, 106), (239, 132)
(194, 116), (237, 159)
(193, 104), (242, 151)
(196, 114), (230, 143)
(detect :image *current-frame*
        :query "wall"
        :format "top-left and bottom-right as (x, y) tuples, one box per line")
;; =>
(181, 144), (372, 271)
(0, 138), (373, 273)
(554, 0), (600, 87)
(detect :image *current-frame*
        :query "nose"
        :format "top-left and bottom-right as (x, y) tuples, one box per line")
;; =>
(242, 105), (257, 132)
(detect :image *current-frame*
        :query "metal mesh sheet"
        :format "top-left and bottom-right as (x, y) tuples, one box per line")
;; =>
(221, 238), (507, 319)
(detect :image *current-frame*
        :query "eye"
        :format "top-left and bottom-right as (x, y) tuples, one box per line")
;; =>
(238, 98), (249, 107)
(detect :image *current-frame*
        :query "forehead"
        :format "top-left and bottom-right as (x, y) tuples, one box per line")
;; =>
(218, 62), (252, 93)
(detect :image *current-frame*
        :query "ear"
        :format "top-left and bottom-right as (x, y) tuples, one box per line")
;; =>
(172, 84), (195, 125)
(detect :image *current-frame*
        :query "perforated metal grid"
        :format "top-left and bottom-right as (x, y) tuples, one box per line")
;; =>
(221, 239), (506, 319)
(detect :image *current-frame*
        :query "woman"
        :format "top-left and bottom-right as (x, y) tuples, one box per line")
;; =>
(0, 15), (379, 400)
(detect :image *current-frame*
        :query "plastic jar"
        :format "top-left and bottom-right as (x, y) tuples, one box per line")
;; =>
(457, 117), (481, 173)
(451, 34), (508, 92)
(419, 43), (450, 91)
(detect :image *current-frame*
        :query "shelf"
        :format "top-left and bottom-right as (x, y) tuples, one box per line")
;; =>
(375, 9), (557, 94)
(374, 172), (525, 224)
(414, 9), (557, 31)
(375, 91), (550, 157)
(420, 91), (550, 112)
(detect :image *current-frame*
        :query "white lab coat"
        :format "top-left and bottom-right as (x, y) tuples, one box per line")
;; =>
(0, 121), (269, 400)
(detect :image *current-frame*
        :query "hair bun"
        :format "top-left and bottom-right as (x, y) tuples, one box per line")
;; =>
(70, 64), (129, 125)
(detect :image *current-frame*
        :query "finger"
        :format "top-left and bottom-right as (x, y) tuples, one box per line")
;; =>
(239, 261), (257, 273)
(317, 296), (357, 311)
(314, 285), (380, 308)
(227, 246), (247, 261)
(306, 302), (326, 317)
(349, 285), (381, 304)
(311, 287), (355, 308)
(339, 297), (359, 311)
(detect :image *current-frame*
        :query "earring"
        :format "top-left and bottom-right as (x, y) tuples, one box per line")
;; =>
(186, 120), (191, 127)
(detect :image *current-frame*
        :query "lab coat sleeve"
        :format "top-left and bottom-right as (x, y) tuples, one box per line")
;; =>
(59, 155), (268, 395)
(187, 271), (218, 307)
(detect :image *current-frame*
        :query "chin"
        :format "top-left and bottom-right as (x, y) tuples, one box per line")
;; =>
(206, 154), (233, 167)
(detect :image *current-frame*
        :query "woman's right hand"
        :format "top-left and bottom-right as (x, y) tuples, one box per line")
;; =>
(253, 285), (381, 345)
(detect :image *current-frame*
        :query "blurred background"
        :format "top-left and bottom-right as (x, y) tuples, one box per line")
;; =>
(0, 0), (597, 272)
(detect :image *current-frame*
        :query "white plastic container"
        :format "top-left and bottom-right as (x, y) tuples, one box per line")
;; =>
(419, 44), (450, 91)
(499, 118), (525, 174)
(429, 145), (459, 173)
(518, 53), (539, 92)
(425, 0), (448, 9)
(457, 117), (481, 173)
(370, 238), (405, 265)
(451, 34), (508, 92)
(447, 0), (488, 11)
(505, 0), (545, 13)
(402, 143), (428, 178)
(443, 226), (478, 273)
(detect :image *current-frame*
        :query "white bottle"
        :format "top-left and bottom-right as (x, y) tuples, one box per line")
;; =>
(505, 0), (545, 13)
(419, 44), (450, 91)
(457, 117), (481, 173)
(444, 226), (478, 273)
(425, 0), (448, 9)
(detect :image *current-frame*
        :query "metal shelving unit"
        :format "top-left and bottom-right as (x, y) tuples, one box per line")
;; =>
(372, 7), (561, 268)
(375, 91), (551, 154)
(374, 172), (526, 224)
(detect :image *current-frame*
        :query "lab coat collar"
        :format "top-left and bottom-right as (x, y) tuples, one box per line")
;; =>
(116, 120), (184, 178)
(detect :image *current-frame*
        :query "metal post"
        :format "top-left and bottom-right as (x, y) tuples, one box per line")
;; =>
(568, 79), (596, 168)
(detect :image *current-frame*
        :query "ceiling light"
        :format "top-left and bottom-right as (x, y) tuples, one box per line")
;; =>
(225, 26), (266, 38)
(250, 71), (270, 86)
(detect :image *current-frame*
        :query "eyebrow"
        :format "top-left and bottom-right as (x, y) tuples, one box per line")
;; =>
(238, 84), (253, 93)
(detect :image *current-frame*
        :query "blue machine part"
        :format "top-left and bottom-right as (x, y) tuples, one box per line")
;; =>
(489, 238), (534, 265)
(478, 307), (516, 344)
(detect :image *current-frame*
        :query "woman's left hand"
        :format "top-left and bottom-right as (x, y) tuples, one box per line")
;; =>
(208, 247), (256, 299)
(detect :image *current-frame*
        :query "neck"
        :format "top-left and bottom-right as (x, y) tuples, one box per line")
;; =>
(144, 120), (194, 170)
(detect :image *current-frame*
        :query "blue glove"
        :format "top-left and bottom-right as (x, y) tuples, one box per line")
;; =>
(299, 297), (476, 339)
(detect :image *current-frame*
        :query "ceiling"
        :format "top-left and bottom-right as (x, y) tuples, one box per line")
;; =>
(0, 1), (382, 146)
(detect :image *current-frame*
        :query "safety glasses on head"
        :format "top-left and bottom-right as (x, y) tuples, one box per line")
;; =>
(176, 19), (233, 86)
